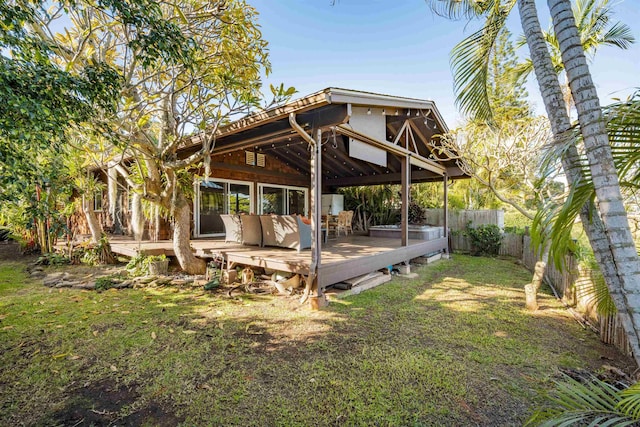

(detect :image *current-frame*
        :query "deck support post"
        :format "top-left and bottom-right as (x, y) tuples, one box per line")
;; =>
(443, 173), (448, 254)
(289, 113), (323, 305)
(310, 128), (322, 288)
(400, 154), (410, 247)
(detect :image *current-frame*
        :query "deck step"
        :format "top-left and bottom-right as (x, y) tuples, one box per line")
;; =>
(327, 271), (392, 299)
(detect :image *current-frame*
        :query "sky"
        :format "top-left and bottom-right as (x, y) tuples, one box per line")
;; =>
(249, 0), (640, 126)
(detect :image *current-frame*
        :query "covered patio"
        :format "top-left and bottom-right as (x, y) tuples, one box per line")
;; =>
(130, 88), (468, 299)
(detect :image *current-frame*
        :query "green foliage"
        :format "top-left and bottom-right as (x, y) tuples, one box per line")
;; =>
(526, 375), (640, 427)
(449, 2), (517, 122)
(465, 222), (502, 256)
(35, 252), (70, 266)
(94, 275), (124, 291)
(408, 201), (426, 224)
(126, 253), (167, 276)
(126, 253), (149, 277)
(532, 91), (640, 270)
(342, 185), (400, 229)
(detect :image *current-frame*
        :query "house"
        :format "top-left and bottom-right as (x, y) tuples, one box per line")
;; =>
(92, 88), (469, 300)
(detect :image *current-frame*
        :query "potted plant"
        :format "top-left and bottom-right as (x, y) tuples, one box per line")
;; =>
(146, 254), (169, 275)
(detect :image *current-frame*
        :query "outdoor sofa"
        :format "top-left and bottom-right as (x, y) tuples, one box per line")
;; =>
(220, 214), (312, 252)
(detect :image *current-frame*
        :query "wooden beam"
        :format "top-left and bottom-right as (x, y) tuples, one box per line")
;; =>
(207, 162), (309, 183)
(401, 154), (409, 247)
(311, 129), (322, 272)
(324, 169), (441, 187)
(443, 173), (449, 251)
(336, 125), (446, 176)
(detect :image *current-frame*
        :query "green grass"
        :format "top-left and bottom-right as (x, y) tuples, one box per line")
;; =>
(0, 256), (629, 426)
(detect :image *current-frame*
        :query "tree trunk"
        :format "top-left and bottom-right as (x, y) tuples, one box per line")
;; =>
(525, 241), (550, 311)
(519, 0), (640, 365)
(548, 0), (640, 355)
(131, 193), (145, 241)
(82, 195), (102, 244)
(107, 166), (118, 230)
(172, 191), (206, 275)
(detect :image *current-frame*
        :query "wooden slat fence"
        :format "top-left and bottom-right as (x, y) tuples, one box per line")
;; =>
(424, 209), (504, 231)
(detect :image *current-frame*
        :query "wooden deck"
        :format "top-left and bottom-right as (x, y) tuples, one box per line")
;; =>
(109, 234), (447, 289)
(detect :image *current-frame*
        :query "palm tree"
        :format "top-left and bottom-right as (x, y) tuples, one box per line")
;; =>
(548, 0), (640, 365)
(513, 0), (635, 113)
(427, 0), (640, 365)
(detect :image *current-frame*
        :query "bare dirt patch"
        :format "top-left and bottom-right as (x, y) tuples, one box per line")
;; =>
(49, 380), (181, 426)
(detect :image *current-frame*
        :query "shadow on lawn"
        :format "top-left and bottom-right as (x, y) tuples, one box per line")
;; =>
(7, 256), (634, 426)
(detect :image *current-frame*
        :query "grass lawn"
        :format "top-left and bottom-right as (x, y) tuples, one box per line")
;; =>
(0, 255), (632, 426)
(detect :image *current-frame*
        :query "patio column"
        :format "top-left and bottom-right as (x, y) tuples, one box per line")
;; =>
(311, 128), (322, 271)
(443, 173), (448, 253)
(401, 154), (410, 247)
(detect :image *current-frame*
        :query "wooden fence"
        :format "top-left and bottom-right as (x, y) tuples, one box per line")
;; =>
(424, 209), (504, 230)
(446, 216), (631, 358)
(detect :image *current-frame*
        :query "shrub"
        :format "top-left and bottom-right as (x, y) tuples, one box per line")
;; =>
(94, 275), (124, 291)
(35, 252), (70, 266)
(408, 201), (425, 224)
(465, 222), (502, 256)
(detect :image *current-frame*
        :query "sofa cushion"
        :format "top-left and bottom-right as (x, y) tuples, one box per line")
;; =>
(260, 215), (304, 250)
(240, 215), (262, 246)
(220, 214), (242, 243)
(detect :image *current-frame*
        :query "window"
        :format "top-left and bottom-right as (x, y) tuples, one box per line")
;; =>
(195, 179), (252, 236)
(258, 184), (308, 216)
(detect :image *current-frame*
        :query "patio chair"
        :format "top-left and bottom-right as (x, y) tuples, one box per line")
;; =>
(331, 210), (353, 237)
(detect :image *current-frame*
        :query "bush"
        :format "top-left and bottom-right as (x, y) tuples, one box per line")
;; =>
(465, 222), (502, 256)
(408, 201), (425, 224)
(503, 211), (532, 234)
(35, 252), (70, 266)
(94, 275), (124, 291)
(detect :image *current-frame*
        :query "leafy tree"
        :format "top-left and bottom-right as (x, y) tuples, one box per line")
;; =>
(0, 0), (193, 253)
(33, 0), (287, 274)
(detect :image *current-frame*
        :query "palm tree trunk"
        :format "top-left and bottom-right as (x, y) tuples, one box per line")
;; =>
(172, 191), (206, 275)
(525, 241), (550, 311)
(548, 0), (640, 364)
(519, 0), (640, 365)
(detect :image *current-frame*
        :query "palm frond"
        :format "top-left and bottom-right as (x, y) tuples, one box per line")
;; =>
(526, 375), (638, 427)
(577, 268), (617, 316)
(532, 90), (640, 271)
(597, 21), (635, 50)
(618, 383), (640, 420)
(450, 1), (514, 121)
(605, 90), (640, 190)
(425, 0), (497, 20)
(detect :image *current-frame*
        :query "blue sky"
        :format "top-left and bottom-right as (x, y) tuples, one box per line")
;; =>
(250, 0), (640, 126)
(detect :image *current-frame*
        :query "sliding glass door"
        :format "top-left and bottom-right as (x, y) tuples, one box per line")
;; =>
(196, 179), (252, 237)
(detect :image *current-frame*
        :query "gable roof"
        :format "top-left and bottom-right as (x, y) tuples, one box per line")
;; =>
(181, 88), (468, 188)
